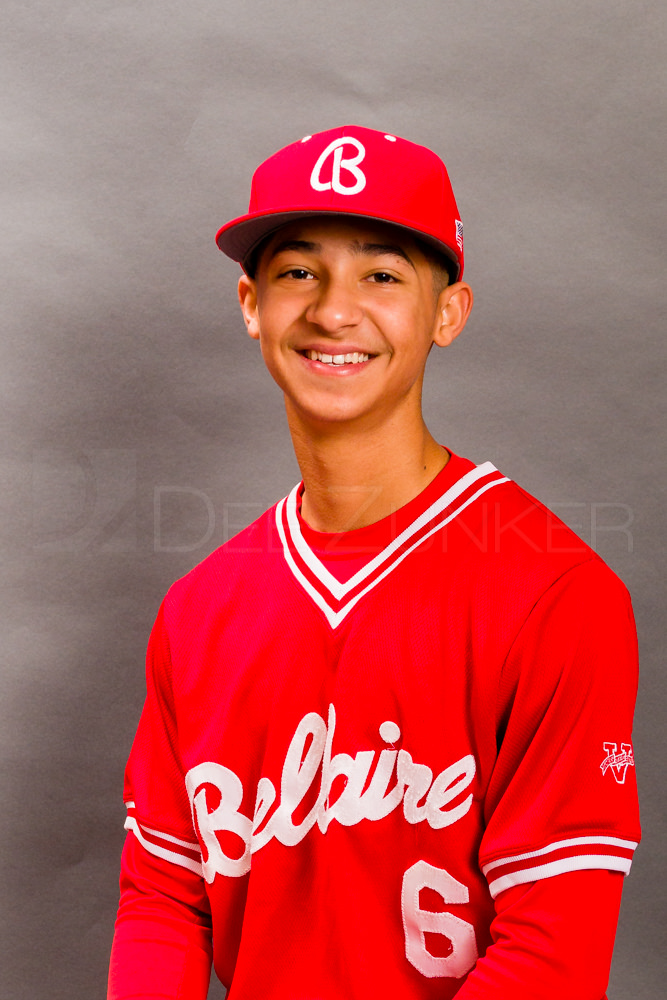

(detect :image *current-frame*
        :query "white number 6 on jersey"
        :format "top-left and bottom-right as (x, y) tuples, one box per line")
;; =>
(401, 860), (478, 978)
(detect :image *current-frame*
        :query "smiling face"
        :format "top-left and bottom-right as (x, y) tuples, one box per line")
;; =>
(238, 216), (472, 436)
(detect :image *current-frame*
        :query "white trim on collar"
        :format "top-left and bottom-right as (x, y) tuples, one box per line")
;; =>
(276, 462), (509, 629)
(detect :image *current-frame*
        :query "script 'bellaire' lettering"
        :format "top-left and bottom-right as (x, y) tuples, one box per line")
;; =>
(185, 705), (476, 883)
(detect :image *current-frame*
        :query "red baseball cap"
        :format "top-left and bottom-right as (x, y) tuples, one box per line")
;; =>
(215, 125), (465, 281)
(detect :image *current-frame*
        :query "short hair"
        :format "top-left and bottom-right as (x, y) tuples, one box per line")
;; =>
(242, 235), (272, 280)
(414, 238), (453, 299)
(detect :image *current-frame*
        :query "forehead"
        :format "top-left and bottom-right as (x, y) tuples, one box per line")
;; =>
(260, 215), (424, 261)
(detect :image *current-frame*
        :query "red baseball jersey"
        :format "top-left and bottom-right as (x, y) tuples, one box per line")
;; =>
(122, 452), (640, 998)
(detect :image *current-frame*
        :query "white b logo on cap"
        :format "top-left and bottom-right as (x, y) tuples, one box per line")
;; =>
(310, 137), (366, 195)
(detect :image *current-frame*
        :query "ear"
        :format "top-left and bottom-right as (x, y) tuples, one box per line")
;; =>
(238, 273), (260, 340)
(433, 281), (473, 348)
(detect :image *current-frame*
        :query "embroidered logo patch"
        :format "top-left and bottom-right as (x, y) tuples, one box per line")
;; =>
(455, 219), (464, 252)
(310, 137), (367, 195)
(600, 742), (635, 784)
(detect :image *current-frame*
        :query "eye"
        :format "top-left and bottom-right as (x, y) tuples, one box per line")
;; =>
(280, 267), (315, 280)
(368, 271), (398, 284)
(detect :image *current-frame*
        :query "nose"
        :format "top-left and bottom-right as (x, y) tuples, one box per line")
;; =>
(305, 275), (363, 333)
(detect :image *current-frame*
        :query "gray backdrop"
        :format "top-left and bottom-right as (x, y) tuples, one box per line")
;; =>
(1, 1), (664, 997)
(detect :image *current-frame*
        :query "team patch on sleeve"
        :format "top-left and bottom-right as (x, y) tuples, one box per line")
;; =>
(124, 801), (203, 876)
(482, 835), (638, 898)
(600, 741), (635, 784)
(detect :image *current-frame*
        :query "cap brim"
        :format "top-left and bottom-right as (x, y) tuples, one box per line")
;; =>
(215, 208), (460, 281)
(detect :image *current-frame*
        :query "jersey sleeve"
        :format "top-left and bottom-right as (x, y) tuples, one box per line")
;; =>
(479, 557), (641, 898)
(455, 869), (624, 999)
(109, 601), (214, 999)
(122, 601), (205, 876)
(108, 832), (213, 1000)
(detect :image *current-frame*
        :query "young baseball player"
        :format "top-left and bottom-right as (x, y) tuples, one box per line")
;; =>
(108, 126), (640, 1000)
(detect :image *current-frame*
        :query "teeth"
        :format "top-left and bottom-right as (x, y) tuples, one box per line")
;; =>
(306, 350), (370, 364)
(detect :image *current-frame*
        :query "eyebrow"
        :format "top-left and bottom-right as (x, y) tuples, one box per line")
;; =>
(269, 238), (416, 270)
(354, 242), (416, 270)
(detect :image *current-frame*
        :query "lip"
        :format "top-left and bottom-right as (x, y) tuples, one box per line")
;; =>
(297, 344), (376, 357)
(297, 349), (374, 374)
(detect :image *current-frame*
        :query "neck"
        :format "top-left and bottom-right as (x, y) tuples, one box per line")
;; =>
(287, 408), (449, 533)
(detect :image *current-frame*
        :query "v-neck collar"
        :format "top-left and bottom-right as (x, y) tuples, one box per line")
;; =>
(275, 458), (509, 629)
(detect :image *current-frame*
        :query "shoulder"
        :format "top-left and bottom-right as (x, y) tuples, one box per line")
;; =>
(488, 472), (591, 560)
(161, 494), (289, 625)
(473, 467), (627, 590)
(491, 481), (637, 687)
(438, 458), (634, 643)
